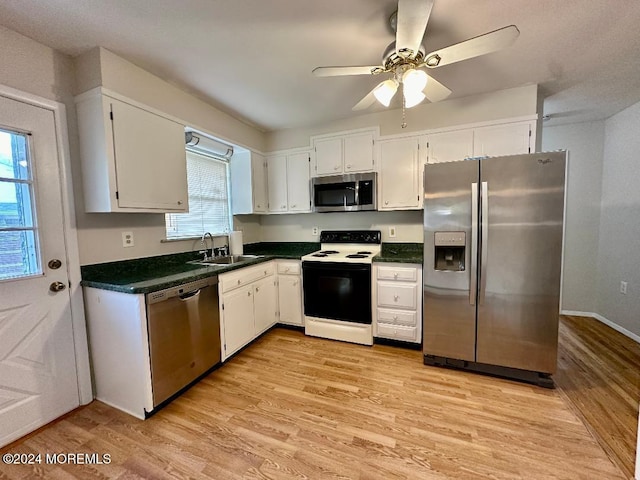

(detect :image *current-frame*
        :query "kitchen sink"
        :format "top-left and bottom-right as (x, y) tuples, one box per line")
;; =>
(188, 254), (264, 266)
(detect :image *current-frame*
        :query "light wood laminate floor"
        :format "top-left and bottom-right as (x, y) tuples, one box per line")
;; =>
(1, 316), (637, 479)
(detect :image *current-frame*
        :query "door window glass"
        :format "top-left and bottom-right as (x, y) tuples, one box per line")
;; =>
(0, 129), (41, 280)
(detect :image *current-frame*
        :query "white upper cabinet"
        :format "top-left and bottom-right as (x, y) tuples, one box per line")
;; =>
(267, 154), (288, 213)
(426, 130), (474, 164)
(314, 137), (342, 176)
(286, 153), (311, 212)
(378, 137), (421, 211)
(76, 91), (188, 213)
(473, 121), (533, 157)
(312, 130), (376, 177)
(230, 151), (268, 214)
(266, 151), (311, 214)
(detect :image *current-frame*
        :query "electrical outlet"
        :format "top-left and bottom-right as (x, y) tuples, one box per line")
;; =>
(122, 231), (134, 248)
(389, 226), (396, 238)
(620, 281), (628, 295)
(312, 226), (319, 236)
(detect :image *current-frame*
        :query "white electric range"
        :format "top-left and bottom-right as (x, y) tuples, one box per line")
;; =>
(301, 230), (381, 345)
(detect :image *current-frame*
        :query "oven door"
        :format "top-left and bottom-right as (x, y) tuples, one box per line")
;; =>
(302, 261), (372, 324)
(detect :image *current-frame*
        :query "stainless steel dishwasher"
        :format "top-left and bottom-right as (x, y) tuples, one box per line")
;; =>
(146, 276), (220, 407)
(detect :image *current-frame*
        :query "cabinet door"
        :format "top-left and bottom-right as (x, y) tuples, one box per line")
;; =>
(427, 130), (474, 164)
(379, 137), (420, 210)
(314, 137), (342, 176)
(267, 155), (288, 213)
(109, 99), (187, 211)
(221, 285), (255, 359)
(287, 153), (311, 212)
(251, 153), (268, 213)
(344, 132), (374, 173)
(473, 122), (532, 157)
(253, 277), (278, 335)
(278, 275), (303, 326)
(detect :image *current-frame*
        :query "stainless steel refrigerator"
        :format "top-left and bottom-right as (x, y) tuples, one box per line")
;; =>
(422, 151), (566, 386)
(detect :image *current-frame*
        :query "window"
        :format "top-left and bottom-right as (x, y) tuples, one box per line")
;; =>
(165, 149), (232, 239)
(0, 129), (41, 280)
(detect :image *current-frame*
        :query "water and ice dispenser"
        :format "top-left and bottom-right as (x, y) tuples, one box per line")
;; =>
(434, 232), (466, 271)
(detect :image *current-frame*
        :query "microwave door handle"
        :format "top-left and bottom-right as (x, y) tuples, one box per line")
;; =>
(355, 181), (359, 206)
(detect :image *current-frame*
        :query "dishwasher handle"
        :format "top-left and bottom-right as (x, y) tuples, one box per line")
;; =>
(178, 289), (201, 301)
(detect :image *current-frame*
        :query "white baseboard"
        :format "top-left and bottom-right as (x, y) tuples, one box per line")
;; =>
(561, 310), (640, 345)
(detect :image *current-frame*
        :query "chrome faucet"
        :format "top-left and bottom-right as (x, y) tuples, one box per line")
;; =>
(200, 232), (214, 260)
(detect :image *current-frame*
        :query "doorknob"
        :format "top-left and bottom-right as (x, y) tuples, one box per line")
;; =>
(48, 259), (62, 269)
(49, 281), (66, 292)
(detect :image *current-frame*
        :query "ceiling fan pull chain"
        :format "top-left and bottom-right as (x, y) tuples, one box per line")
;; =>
(401, 82), (407, 128)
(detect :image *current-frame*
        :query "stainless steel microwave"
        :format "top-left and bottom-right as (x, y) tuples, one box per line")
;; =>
(312, 172), (377, 213)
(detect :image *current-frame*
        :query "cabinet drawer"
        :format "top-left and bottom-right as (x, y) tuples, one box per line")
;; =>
(377, 283), (417, 309)
(377, 308), (417, 327)
(376, 323), (418, 342)
(277, 261), (301, 275)
(377, 265), (417, 282)
(220, 261), (275, 293)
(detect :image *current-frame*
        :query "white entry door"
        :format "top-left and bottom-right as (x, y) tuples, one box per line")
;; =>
(0, 95), (79, 446)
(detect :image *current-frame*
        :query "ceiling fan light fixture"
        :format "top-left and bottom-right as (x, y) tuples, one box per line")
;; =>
(402, 68), (428, 92)
(373, 79), (398, 107)
(404, 89), (426, 108)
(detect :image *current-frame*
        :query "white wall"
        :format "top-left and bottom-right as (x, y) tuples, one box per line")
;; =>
(541, 121), (605, 312)
(596, 101), (640, 338)
(266, 85), (538, 151)
(260, 210), (423, 243)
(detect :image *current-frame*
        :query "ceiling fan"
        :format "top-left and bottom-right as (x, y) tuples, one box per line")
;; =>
(312, 0), (519, 126)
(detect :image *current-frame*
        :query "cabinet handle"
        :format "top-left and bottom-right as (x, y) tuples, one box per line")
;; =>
(293, 281), (298, 286)
(334, 165), (340, 170)
(264, 270), (267, 275)
(346, 164), (352, 169)
(256, 287), (260, 292)
(257, 204), (261, 208)
(393, 273), (398, 279)
(385, 201), (389, 205)
(394, 316), (398, 321)
(237, 279), (241, 285)
(285, 267), (290, 272)
(177, 200), (183, 205)
(291, 204), (296, 208)
(394, 295), (399, 301)
(281, 204), (286, 209)
(247, 291), (251, 296)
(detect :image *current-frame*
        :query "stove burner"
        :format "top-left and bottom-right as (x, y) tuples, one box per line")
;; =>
(320, 250), (339, 254)
(312, 253), (328, 257)
(357, 251), (371, 255)
(346, 254), (367, 258)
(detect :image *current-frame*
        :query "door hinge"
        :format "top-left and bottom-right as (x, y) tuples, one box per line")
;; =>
(426, 142), (429, 148)
(109, 111), (114, 120)
(528, 147), (531, 153)
(115, 191), (119, 199)
(529, 128), (532, 137)
(417, 195), (420, 201)
(222, 303), (224, 310)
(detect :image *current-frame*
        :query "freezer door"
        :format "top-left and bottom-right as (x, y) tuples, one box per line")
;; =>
(423, 159), (479, 361)
(476, 152), (566, 374)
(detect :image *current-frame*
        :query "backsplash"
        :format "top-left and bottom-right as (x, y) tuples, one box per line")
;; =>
(258, 210), (424, 243)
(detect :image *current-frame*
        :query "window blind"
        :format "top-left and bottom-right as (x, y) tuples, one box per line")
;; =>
(165, 150), (231, 239)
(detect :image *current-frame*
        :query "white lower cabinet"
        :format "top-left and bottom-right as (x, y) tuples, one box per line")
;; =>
(220, 261), (277, 360)
(373, 263), (423, 344)
(277, 260), (303, 326)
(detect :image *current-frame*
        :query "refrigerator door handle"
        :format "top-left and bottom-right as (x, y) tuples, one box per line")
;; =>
(470, 182), (478, 306)
(480, 181), (489, 305)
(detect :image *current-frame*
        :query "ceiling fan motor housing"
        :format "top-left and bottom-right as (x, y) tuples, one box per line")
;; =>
(382, 41), (426, 71)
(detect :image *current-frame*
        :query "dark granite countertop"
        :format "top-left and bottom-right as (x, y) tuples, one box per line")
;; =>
(81, 242), (320, 294)
(374, 242), (423, 264)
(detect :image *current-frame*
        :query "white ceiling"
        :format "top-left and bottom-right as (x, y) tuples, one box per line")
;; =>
(1, 0), (640, 132)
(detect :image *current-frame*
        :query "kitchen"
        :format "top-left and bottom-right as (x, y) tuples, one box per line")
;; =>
(0, 1), (639, 478)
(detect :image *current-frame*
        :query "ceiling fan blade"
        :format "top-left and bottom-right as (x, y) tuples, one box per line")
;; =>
(312, 66), (382, 77)
(352, 84), (382, 111)
(423, 25), (520, 68)
(423, 74), (452, 103)
(396, 0), (434, 58)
